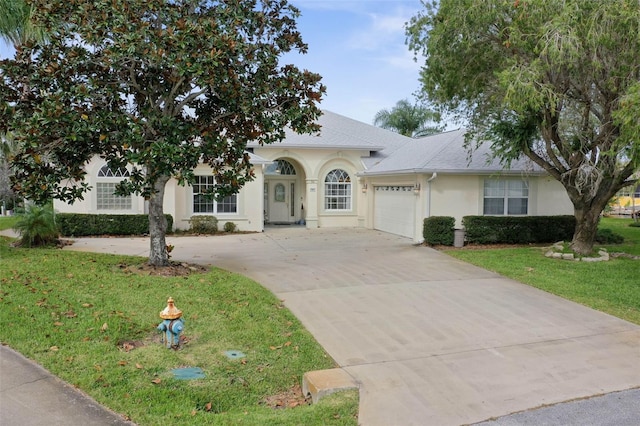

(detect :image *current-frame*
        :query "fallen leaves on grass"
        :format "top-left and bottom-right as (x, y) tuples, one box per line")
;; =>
(261, 384), (310, 409)
(119, 261), (208, 277)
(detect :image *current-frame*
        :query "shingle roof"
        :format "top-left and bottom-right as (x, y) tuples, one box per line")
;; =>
(248, 110), (410, 158)
(361, 128), (544, 175)
(251, 110), (542, 175)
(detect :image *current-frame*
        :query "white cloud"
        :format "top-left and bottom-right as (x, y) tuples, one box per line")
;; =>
(378, 49), (422, 71)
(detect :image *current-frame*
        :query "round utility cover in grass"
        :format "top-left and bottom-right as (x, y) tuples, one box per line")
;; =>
(172, 367), (205, 380)
(225, 350), (246, 359)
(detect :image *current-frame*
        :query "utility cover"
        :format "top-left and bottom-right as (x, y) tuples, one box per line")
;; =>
(171, 367), (205, 380)
(225, 350), (246, 359)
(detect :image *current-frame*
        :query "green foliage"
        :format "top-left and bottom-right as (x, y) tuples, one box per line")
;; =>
(462, 216), (575, 245)
(189, 215), (218, 234)
(595, 228), (624, 244)
(373, 99), (442, 137)
(0, 0), (47, 46)
(223, 221), (237, 233)
(1, 0), (325, 265)
(0, 243), (356, 425)
(12, 203), (58, 246)
(423, 216), (455, 245)
(57, 213), (173, 236)
(407, 0), (640, 254)
(630, 222), (640, 228)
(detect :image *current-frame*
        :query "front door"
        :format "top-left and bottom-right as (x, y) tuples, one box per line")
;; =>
(268, 180), (296, 223)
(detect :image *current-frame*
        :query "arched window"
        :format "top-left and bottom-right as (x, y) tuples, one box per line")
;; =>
(96, 165), (132, 210)
(324, 169), (351, 210)
(265, 159), (296, 175)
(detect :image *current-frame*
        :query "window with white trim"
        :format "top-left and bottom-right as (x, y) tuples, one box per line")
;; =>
(324, 169), (351, 210)
(483, 179), (528, 215)
(193, 175), (237, 214)
(96, 165), (132, 210)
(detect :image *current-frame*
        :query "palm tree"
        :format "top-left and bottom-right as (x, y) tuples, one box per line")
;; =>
(373, 99), (442, 138)
(1, 0), (47, 213)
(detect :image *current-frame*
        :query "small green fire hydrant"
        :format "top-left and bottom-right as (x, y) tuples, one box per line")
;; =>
(157, 297), (184, 349)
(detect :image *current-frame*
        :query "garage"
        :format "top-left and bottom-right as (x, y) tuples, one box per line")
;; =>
(373, 185), (416, 238)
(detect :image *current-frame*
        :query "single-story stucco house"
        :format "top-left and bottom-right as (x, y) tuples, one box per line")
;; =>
(54, 110), (574, 242)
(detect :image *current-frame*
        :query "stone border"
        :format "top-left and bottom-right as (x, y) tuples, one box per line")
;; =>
(544, 242), (609, 262)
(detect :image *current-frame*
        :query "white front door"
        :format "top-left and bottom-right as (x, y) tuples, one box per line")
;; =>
(268, 180), (296, 223)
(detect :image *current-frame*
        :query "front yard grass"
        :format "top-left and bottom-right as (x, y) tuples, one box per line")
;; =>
(444, 217), (640, 325)
(0, 215), (19, 231)
(0, 237), (358, 425)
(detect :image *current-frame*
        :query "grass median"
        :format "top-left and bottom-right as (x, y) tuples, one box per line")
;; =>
(0, 229), (358, 425)
(444, 217), (640, 325)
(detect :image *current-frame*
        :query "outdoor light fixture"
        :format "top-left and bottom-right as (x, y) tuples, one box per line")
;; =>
(362, 183), (368, 193)
(414, 183), (421, 195)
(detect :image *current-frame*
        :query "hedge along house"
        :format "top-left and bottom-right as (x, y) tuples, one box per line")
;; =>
(53, 111), (573, 242)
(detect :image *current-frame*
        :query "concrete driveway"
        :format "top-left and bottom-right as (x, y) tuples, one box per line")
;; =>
(66, 227), (640, 425)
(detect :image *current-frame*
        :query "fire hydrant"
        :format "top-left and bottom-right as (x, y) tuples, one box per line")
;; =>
(157, 297), (184, 349)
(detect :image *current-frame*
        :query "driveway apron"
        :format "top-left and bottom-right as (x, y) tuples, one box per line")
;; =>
(66, 227), (640, 426)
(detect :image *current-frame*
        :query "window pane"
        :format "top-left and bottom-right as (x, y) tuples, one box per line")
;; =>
(484, 180), (505, 197)
(216, 194), (237, 213)
(96, 182), (132, 210)
(193, 176), (215, 213)
(508, 198), (528, 215)
(483, 198), (504, 215)
(324, 169), (351, 210)
(507, 180), (528, 197)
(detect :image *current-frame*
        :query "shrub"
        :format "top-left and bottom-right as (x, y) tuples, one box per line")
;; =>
(223, 221), (237, 233)
(595, 228), (624, 244)
(629, 221), (640, 228)
(13, 204), (59, 247)
(189, 215), (218, 234)
(57, 213), (173, 236)
(462, 215), (576, 245)
(423, 216), (455, 245)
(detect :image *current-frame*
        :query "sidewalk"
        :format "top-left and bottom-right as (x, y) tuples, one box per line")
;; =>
(0, 344), (133, 426)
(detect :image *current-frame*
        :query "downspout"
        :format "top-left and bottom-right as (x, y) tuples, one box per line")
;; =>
(426, 172), (438, 218)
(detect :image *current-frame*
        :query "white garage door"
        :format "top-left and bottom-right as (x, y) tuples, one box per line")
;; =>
(373, 186), (416, 238)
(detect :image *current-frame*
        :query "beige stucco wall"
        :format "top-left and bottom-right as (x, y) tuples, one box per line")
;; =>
(54, 155), (574, 241)
(54, 156), (266, 233)
(171, 163), (265, 232)
(427, 173), (572, 228)
(361, 172), (573, 243)
(53, 159), (146, 215)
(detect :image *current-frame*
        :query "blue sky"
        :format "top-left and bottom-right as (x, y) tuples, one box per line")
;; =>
(0, 0), (426, 125)
(284, 0), (426, 124)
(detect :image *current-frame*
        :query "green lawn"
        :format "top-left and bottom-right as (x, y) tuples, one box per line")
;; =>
(0, 215), (19, 231)
(444, 217), (640, 325)
(0, 238), (358, 425)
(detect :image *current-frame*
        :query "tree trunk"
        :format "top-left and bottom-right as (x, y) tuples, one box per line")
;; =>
(570, 206), (601, 256)
(148, 175), (170, 267)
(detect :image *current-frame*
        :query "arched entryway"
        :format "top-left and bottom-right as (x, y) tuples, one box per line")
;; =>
(264, 158), (307, 224)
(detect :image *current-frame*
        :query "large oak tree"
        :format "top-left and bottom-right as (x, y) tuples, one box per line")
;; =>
(406, 0), (640, 254)
(0, 0), (325, 265)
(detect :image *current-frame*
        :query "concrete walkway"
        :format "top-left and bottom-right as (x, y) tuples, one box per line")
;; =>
(61, 227), (640, 425)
